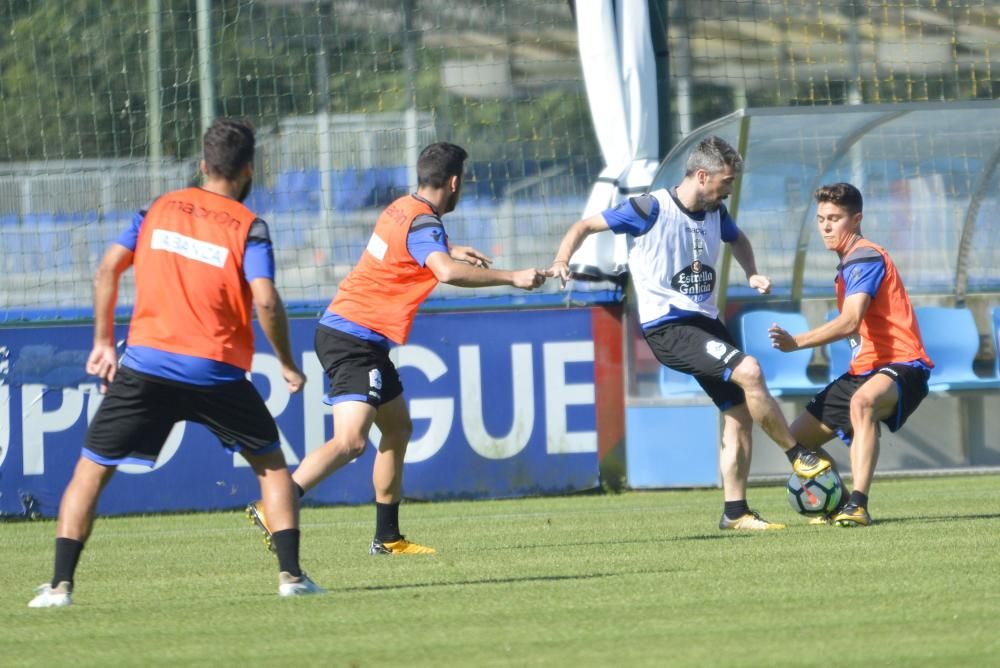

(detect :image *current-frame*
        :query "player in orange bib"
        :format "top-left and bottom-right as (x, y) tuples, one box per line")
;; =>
(247, 142), (546, 555)
(768, 183), (933, 527)
(29, 119), (322, 608)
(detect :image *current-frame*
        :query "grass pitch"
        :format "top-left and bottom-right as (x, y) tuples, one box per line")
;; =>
(2, 475), (998, 667)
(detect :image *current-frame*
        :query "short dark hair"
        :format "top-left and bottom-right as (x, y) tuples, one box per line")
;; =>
(203, 118), (256, 180)
(685, 135), (743, 176)
(417, 142), (468, 188)
(814, 182), (863, 215)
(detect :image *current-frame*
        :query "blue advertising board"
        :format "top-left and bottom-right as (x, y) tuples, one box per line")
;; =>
(0, 309), (599, 517)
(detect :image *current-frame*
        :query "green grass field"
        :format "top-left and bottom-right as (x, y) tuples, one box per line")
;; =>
(3, 475), (998, 667)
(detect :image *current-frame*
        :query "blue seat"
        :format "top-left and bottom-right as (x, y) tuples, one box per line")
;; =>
(658, 366), (701, 397)
(740, 310), (824, 396)
(825, 310), (854, 381)
(274, 170), (321, 213)
(915, 307), (1000, 391)
(827, 338), (853, 381)
(372, 166), (409, 205)
(330, 167), (378, 211)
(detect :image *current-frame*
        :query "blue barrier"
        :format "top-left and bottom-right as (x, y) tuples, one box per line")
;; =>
(0, 308), (601, 517)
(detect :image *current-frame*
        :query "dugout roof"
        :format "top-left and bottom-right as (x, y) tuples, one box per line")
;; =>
(651, 100), (1000, 304)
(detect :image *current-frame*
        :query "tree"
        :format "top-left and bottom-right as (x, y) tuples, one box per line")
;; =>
(0, 0), (597, 167)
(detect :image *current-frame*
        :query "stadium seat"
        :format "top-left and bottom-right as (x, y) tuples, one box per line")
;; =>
(372, 165), (409, 205)
(658, 365), (700, 397)
(827, 337), (853, 381)
(331, 167), (378, 210)
(825, 310), (853, 381)
(914, 306), (1000, 391)
(273, 170), (321, 213)
(739, 310), (825, 396)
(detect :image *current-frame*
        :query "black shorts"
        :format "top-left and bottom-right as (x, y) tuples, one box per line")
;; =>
(84, 366), (281, 468)
(643, 315), (747, 411)
(805, 363), (930, 445)
(314, 325), (403, 407)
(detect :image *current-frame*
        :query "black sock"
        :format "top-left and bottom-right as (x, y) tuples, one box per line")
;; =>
(375, 501), (401, 542)
(271, 529), (302, 578)
(724, 500), (750, 520)
(293, 482), (305, 499)
(52, 537), (84, 589)
(785, 443), (807, 462)
(849, 490), (869, 508)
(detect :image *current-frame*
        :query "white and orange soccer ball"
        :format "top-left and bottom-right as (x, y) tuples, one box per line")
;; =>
(787, 469), (844, 516)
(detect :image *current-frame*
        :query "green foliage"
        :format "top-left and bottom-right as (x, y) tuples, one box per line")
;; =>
(3, 475), (999, 665)
(0, 0), (201, 160)
(0, 1), (596, 164)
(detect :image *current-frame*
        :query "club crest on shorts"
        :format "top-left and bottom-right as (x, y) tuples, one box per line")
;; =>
(705, 340), (727, 359)
(368, 368), (383, 400)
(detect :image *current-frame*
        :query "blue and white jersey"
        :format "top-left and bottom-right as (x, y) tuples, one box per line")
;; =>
(602, 187), (739, 330)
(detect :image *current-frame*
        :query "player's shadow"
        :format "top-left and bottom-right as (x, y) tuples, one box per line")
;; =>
(342, 568), (675, 593)
(874, 511), (1000, 525)
(464, 532), (749, 553)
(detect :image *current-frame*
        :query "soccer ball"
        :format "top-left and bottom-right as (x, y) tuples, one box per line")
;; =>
(786, 469), (844, 516)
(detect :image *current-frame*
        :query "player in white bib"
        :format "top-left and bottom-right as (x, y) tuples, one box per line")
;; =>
(547, 136), (830, 530)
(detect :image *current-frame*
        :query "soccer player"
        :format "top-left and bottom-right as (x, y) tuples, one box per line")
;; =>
(768, 183), (932, 526)
(247, 142), (546, 555)
(28, 118), (323, 608)
(545, 136), (830, 531)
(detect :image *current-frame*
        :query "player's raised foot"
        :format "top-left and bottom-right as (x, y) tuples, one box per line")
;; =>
(278, 571), (326, 597)
(370, 536), (437, 555)
(245, 501), (275, 553)
(28, 581), (72, 608)
(791, 450), (833, 479)
(833, 504), (872, 527)
(719, 510), (786, 531)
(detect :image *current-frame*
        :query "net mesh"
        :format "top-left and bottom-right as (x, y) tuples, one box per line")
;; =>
(1, 0), (998, 318)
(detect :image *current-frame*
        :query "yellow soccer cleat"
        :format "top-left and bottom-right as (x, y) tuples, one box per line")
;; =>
(833, 504), (872, 527)
(719, 510), (786, 531)
(808, 495), (847, 525)
(791, 450), (833, 479)
(369, 536), (437, 555)
(246, 501), (275, 553)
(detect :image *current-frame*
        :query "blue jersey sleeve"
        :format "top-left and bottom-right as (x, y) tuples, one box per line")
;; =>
(116, 210), (145, 251)
(601, 194), (659, 236)
(244, 218), (275, 281)
(407, 214), (449, 267)
(719, 204), (739, 242)
(244, 241), (275, 281)
(841, 248), (885, 297)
